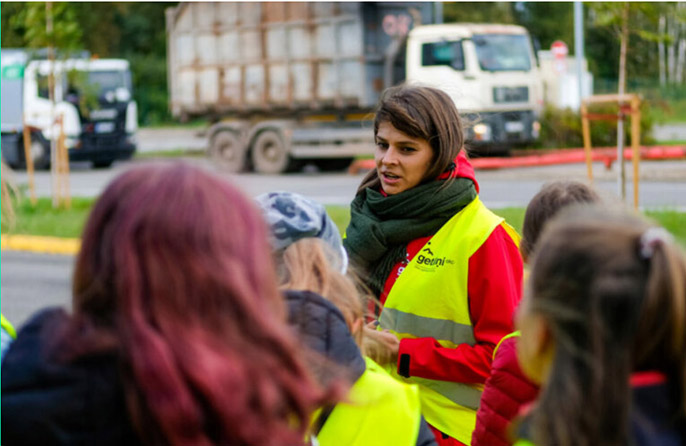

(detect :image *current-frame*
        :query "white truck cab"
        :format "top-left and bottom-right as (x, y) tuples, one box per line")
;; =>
(406, 24), (543, 152)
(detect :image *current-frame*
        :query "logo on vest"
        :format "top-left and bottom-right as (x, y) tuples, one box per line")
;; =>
(415, 242), (455, 272)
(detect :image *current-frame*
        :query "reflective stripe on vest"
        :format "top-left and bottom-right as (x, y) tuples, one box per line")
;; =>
(379, 197), (516, 444)
(315, 357), (422, 446)
(379, 308), (476, 347)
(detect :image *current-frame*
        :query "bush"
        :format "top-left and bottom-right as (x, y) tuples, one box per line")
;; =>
(537, 102), (655, 149)
(128, 54), (173, 126)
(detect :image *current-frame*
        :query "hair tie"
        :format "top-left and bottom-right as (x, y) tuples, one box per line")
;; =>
(639, 227), (673, 260)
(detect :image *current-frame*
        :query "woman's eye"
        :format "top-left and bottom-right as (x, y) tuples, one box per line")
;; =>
(376, 142), (388, 149)
(400, 146), (416, 153)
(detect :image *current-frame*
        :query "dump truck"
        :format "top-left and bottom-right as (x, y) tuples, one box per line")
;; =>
(1, 49), (137, 170)
(166, 2), (543, 173)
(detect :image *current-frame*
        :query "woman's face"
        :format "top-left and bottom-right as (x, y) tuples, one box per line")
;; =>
(375, 121), (434, 195)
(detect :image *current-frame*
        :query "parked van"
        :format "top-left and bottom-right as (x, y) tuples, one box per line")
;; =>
(1, 50), (137, 169)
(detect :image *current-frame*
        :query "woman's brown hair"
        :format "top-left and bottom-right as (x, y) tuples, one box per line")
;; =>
(357, 84), (465, 193)
(520, 181), (600, 261)
(524, 205), (686, 446)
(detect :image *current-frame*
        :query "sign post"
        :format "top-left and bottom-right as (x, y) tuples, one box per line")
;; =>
(551, 40), (568, 74)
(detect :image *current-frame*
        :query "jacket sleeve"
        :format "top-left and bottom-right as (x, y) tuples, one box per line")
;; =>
(396, 224), (523, 384)
(471, 337), (540, 446)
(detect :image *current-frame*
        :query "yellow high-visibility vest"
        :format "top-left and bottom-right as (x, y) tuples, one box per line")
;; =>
(379, 197), (519, 444)
(315, 357), (422, 446)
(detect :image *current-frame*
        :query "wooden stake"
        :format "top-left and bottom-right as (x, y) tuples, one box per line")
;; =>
(21, 119), (37, 205)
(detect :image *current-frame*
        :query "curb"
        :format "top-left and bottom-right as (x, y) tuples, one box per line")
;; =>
(348, 145), (686, 174)
(1, 235), (80, 255)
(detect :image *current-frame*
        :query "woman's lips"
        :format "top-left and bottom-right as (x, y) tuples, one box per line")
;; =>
(381, 172), (401, 184)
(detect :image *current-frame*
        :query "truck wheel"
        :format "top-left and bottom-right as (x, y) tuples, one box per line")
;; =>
(25, 134), (51, 170)
(210, 131), (247, 173)
(251, 130), (295, 174)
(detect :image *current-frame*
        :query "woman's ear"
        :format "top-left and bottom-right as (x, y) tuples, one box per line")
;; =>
(351, 317), (363, 336)
(516, 312), (555, 386)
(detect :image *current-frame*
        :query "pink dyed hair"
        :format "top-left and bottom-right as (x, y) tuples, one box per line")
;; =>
(72, 162), (334, 445)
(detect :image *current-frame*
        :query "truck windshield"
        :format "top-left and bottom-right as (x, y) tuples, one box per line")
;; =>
(473, 34), (532, 72)
(87, 70), (132, 94)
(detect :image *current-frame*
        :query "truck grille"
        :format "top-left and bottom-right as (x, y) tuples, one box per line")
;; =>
(493, 86), (529, 103)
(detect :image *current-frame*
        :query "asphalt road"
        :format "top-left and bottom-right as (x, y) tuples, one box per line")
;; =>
(1, 251), (73, 328)
(8, 157), (686, 208)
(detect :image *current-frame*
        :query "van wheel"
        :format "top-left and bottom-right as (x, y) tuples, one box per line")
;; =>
(251, 129), (296, 174)
(210, 131), (247, 173)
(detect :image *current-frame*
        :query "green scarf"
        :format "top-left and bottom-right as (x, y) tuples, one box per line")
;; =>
(344, 177), (477, 296)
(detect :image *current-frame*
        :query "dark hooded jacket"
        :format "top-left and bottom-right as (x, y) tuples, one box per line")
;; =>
(1, 308), (140, 446)
(284, 290), (437, 446)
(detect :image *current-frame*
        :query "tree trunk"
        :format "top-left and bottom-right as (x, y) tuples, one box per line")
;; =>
(659, 15), (666, 86)
(46, 2), (59, 208)
(677, 38), (686, 83)
(667, 16), (677, 83)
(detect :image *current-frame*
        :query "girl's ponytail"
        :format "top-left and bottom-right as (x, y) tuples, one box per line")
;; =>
(634, 229), (686, 418)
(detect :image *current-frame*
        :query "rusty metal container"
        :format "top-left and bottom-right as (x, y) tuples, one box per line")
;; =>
(166, 2), (434, 119)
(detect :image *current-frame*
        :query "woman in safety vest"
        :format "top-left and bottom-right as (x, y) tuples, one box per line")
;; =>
(257, 191), (437, 446)
(514, 206), (686, 446)
(343, 85), (523, 446)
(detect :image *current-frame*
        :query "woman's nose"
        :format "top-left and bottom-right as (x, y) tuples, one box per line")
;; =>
(381, 146), (399, 165)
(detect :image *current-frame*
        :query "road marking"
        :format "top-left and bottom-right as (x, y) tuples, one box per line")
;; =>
(1, 235), (80, 255)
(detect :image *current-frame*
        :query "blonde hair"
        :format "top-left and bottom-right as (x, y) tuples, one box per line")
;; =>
(278, 238), (391, 362)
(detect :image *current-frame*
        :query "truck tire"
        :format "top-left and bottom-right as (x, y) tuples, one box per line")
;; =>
(23, 133), (51, 170)
(251, 129), (296, 174)
(209, 130), (247, 173)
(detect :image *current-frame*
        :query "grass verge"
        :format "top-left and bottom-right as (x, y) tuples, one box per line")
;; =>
(3, 198), (685, 249)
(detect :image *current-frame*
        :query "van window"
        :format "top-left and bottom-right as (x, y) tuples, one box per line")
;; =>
(422, 41), (464, 71)
(473, 34), (531, 72)
(37, 74), (50, 99)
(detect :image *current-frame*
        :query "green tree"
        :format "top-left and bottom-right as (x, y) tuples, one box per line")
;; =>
(443, 2), (515, 24)
(512, 2), (574, 52)
(22, 2), (82, 52)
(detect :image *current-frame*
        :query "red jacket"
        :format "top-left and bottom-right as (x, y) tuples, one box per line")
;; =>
(378, 152), (524, 385)
(471, 335), (539, 446)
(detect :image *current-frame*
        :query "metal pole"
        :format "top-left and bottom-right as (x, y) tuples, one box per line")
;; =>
(574, 2), (585, 109)
(434, 2), (443, 25)
(617, 3), (629, 202)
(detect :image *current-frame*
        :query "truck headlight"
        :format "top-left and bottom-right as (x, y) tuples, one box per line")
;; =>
(473, 123), (492, 142)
